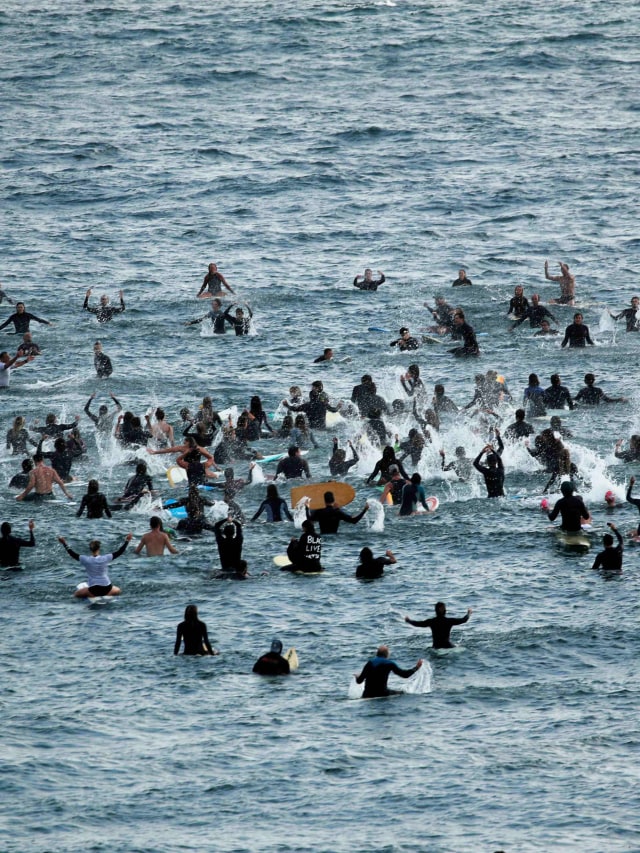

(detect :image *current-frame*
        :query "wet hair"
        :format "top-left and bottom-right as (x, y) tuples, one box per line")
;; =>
(515, 408), (526, 421)
(45, 413), (56, 425)
(301, 519), (315, 535)
(560, 481), (575, 496)
(455, 446), (466, 457)
(435, 602), (446, 616)
(528, 374), (539, 387)
(1, 522), (11, 537)
(135, 461), (148, 475)
(359, 547), (373, 563)
(550, 374), (560, 386)
(294, 414), (308, 431)
(87, 479), (99, 495)
(184, 604), (198, 622)
(11, 416), (25, 433)
(410, 473), (422, 485)
(324, 491), (335, 504)
(33, 453), (44, 463)
(392, 399), (405, 414)
(311, 380), (323, 392)
(54, 437), (66, 452)
(179, 407), (191, 420)
(434, 384), (445, 394)
(150, 516), (162, 529)
(287, 446), (299, 458)
(249, 396), (263, 416)
(381, 445), (396, 462)
(89, 540), (101, 554)
(155, 408), (165, 420)
(361, 375), (372, 384)
(266, 484), (279, 500)
(280, 414), (293, 435)
(603, 534), (614, 547)
(21, 458), (34, 473)
(407, 364), (420, 378)
(98, 405), (108, 415)
(224, 467), (234, 479)
(584, 373), (595, 385)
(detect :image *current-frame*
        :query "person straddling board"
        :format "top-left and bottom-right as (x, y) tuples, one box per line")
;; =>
(253, 638), (290, 675)
(305, 490), (369, 534)
(59, 533), (132, 598)
(591, 523), (623, 572)
(354, 645), (422, 698)
(451, 268), (472, 287)
(174, 604), (219, 655)
(197, 262), (234, 298)
(547, 481), (590, 532)
(353, 268), (385, 291)
(404, 602), (472, 649)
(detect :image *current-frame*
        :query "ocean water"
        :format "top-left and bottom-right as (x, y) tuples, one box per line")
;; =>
(2, 1), (640, 851)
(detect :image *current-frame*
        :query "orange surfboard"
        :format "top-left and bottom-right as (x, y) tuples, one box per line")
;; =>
(290, 480), (356, 510)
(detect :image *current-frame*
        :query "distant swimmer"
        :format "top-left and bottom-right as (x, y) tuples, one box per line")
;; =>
(425, 296), (455, 333)
(506, 285), (529, 320)
(449, 312), (480, 357)
(223, 303), (253, 335)
(93, 341), (113, 377)
(16, 453), (73, 502)
(185, 298), (228, 333)
(84, 392), (122, 433)
(252, 638), (290, 675)
(398, 473), (432, 516)
(356, 547), (397, 579)
(545, 260), (575, 305)
(305, 490), (369, 534)
(76, 479), (112, 519)
(439, 446), (472, 480)
(389, 326), (419, 351)
(59, 532), (132, 598)
(353, 268), (385, 291)
(354, 645), (422, 698)
(0, 350), (35, 388)
(0, 519), (35, 569)
(405, 602), (472, 648)
(197, 262), (234, 298)
(547, 481), (590, 532)
(534, 319), (560, 336)
(313, 347), (334, 363)
(251, 483), (294, 522)
(432, 384), (459, 415)
(451, 269), (472, 287)
(283, 519), (323, 573)
(473, 433), (505, 497)
(510, 294), (557, 331)
(83, 289), (125, 323)
(175, 604), (219, 655)
(0, 302), (52, 334)
(591, 523), (623, 572)
(135, 516), (178, 556)
(16, 332), (41, 357)
(610, 296), (640, 332)
(575, 373), (626, 405)
(561, 313), (593, 348)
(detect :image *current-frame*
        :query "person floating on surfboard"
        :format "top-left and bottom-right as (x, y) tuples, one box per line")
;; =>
(404, 602), (472, 649)
(354, 646), (422, 698)
(547, 481), (590, 532)
(282, 520), (322, 573)
(59, 533), (132, 598)
(252, 638), (290, 675)
(174, 604), (219, 655)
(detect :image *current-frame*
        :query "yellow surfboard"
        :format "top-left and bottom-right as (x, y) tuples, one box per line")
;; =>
(285, 648), (299, 671)
(290, 480), (356, 510)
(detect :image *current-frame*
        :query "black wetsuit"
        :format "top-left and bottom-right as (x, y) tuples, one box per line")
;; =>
(84, 397), (121, 433)
(275, 455), (310, 479)
(505, 420), (534, 440)
(95, 351), (113, 377)
(252, 497), (293, 522)
(214, 518), (243, 571)
(252, 652), (290, 675)
(83, 295), (125, 323)
(613, 307), (640, 332)
(450, 322), (479, 357)
(473, 436), (505, 497)
(390, 336), (419, 351)
(329, 448), (359, 477)
(366, 417), (389, 446)
(452, 277), (472, 287)
(285, 532), (323, 572)
(561, 323), (593, 348)
(353, 273), (385, 291)
(8, 471), (31, 489)
(17, 341), (41, 357)
(41, 447), (74, 482)
(591, 529), (623, 571)
(512, 304), (557, 328)
(0, 311), (50, 334)
(31, 421), (77, 438)
(355, 656), (420, 698)
(507, 295), (529, 319)
(366, 457), (409, 484)
(6, 428), (37, 454)
(544, 385), (574, 410)
(188, 308), (227, 333)
(548, 495), (589, 532)
(174, 619), (213, 655)
(288, 395), (339, 430)
(76, 492), (112, 519)
(356, 556), (393, 579)
(306, 504), (367, 534)
(0, 529), (35, 568)
(575, 385), (620, 405)
(626, 483), (640, 534)
(351, 385), (388, 417)
(117, 472), (153, 507)
(433, 393), (458, 415)
(406, 611), (470, 648)
(223, 306), (252, 335)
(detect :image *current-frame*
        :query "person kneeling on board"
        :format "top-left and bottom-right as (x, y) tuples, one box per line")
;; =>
(305, 490), (369, 534)
(253, 638), (290, 675)
(59, 533), (132, 598)
(592, 523), (623, 572)
(547, 481), (590, 532)
(355, 646), (422, 698)
(283, 520), (323, 573)
(404, 602), (472, 649)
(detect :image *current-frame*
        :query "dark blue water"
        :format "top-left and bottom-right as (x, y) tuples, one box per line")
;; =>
(2, 2), (640, 851)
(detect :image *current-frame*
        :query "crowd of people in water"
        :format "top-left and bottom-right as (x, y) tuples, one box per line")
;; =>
(1, 258), (639, 695)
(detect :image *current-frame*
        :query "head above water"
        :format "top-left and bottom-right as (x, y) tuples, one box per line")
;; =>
(376, 645), (390, 658)
(435, 602), (446, 616)
(324, 491), (335, 505)
(271, 638), (283, 655)
(560, 481), (575, 496)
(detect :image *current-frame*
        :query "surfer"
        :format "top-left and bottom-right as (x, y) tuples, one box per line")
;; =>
(366, 446), (409, 485)
(197, 262), (234, 298)
(545, 260), (575, 305)
(284, 519), (323, 573)
(59, 533), (132, 598)
(84, 392), (122, 433)
(275, 446), (311, 479)
(0, 519), (35, 569)
(473, 433), (505, 497)
(504, 409), (534, 440)
(16, 332), (41, 357)
(400, 364), (426, 400)
(83, 289), (125, 323)
(283, 381), (341, 429)
(614, 436), (640, 463)
(561, 313), (594, 348)
(405, 603), (472, 649)
(398, 473), (431, 516)
(252, 483), (294, 522)
(223, 304), (253, 335)
(9, 459), (34, 489)
(353, 268), (385, 291)
(16, 453), (73, 502)
(351, 375), (388, 417)
(185, 298), (228, 333)
(610, 296), (640, 332)
(354, 646), (423, 698)
(449, 312), (480, 357)
(506, 285), (529, 320)
(591, 523), (623, 572)
(0, 302), (52, 334)
(93, 341), (113, 377)
(544, 374), (574, 410)
(313, 347), (334, 363)
(76, 480), (112, 519)
(175, 604), (219, 655)
(432, 384), (459, 415)
(389, 327), (419, 351)
(425, 296), (454, 333)
(135, 516), (178, 556)
(534, 320), (560, 336)
(6, 416), (37, 455)
(451, 269), (472, 287)
(523, 374), (547, 418)
(305, 490), (369, 534)
(214, 516), (243, 572)
(113, 461), (153, 509)
(547, 481), (590, 532)
(575, 373), (626, 405)
(625, 476), (640, 537)
(329, 438), (359, 477)
(510, 294), (557, 331)
(0, 350), (35, 387)
(356, 547), (397, 579)
(252, 639), (290, 675)
(439, 446), (472, 481)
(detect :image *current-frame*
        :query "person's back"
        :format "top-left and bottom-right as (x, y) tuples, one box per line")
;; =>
(253, 639), (290, 675)
(406, 606), (471, 648)
(355, 647), (421, 698)
(0, 521), (35, 568)
(592, 526), (623, 572)
(548, 484), (589, 532)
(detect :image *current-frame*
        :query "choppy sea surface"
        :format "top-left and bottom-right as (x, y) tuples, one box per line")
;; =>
(2, 1), (640, 851)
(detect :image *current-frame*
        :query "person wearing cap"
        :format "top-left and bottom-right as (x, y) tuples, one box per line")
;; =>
(353, 268), (385, 291)
(510, 294), (557, 331)
(389, 327), (419, 351)
(604, 490), (620, 511)
(591, 524), (623, 572)
(305, 490), (369, 534)
(354, 645), (422, 698)
(547, 481), (590, 532)
(252, 639), (290, 675)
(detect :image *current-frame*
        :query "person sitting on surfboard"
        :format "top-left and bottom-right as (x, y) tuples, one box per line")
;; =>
(355, 646), (422, 698)
(356, 547), (396, 579)
(283, 520), (322, 573)
(252, 639), (290, 675)
(547, 481), (590, 532)
(174, 604), (219, 655)
(59, 533), (132, 598)
(305, 490), (368, 534)
(197, 262), (234, 298)
(353, 268), (385, 291)
(591, 524), (623, 572)
(404, 602), (472, 649)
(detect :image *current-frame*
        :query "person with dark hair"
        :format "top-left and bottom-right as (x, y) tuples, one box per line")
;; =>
(16, 332), (41, 357)
(9, 458), (34, 489)
(351, 375), (388, 417)
(214, 515), (243, 572)
(275, 446), (311, 479)
(451, 269), (472, 287)
(84, 392), (122, 433)
(223, 303), (253, 335)
(610, 296), (640, 333)
(575, 373), (626, 405)
(252, 484), (293, 522)
(76, 480), (112, 519)
(399, 473), (431, 516)
(534, 319), (560, 336)
(439, 446), (472, 481)
(135, 516), (178, 556)
(432, 384), (459, 415)
(59, 533), (132, 597)
(83, 289), (125, 323)
(547, 481), (590, 532)
(510, 294), (557, 330)
(0, 302), (52, 334)
(505, 409), (534, 440)
(473, 433), (505, 497)
(353, 268), (385, 291)
(305, 490), (368, 534)
(356, 547), (396, 579)
(16, 453), (73, 502)
(400, 364), (425, 400)
(113, 461), (153, 508)
(197, 262), (234, 298)
(283, 382), (340, 430)
(398, 428), (426, 467)
(290, 414), (318, 450)
(174, 604), (218, 655)
(185, 298), (228, 333)
(0, 519), (35, 568)
(615, 435), (640, 463)
(355, 646), (422, 698)
(591, 523), (623, 572)
(329, 438), (359, 477)
(93, 341), (113, 377)
(561, 313), (593, 348)
(404, 602), (472, 649)
(246, 396), (273, 438)
(449, 313), (480, 357)
(145, 408), (174, 447)
(523, 373), (547, 418)
(544, 374), (574, 410)
(313, 347), (334, 363)
(389, 327), (419, 351)
(38, 436), (75, 482)
(625, 476), (640, 537)
(283, 520), (323, 573)
(31, 412), (80, 438)
(170, 483), (218, 535)
(253, 639), (290, 674)
(366, 446), (409, 485)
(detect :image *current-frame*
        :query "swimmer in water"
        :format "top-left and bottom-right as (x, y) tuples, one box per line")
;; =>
(135, 516), (178, 556)
(534, 319), (560, 336)
(353, 268), (385, 291)
(76, 479), (112, 519)
(83, 289), (125, 323)
(451, 269), (472, 287)
(16, 332), (41, 357)
(197, 263), (234, 298)
(0, 519), (35, 569)
(174, 604), (219, 655)
(0, 302), (52, 334)
(610, 296), (640, 333)
(510, 294), (557, 331)
(506, 285), (529, 320)
(405, 602), (473, 649)
(354, 646), (422, 698)
(575, 373), (626, 405)
(251, 483), (294, 523)
(561, 313), (594, 348)
(547, 481), (590, 532)
(355, 547), (397, 579)
(473, 434), (505, 497)
(439, 446), (472, 481)
(59, 533), (132, 597)
(329, 438), (359, 477)
(305, 490), (369, 534)
(389, 326), (419, 351)
(84, 392), (122, 433)
(545, 260), (575, 305)
(93, 341), (113, 377)
(591, 523), (623, 572)
(252, 638), (290, 675)
(283, 519), (323, 573)
(223, 303), (253, 335)
(398, 473), (431, 516)
(185, 298), (228, 333)
(449, 312), (480, 357)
